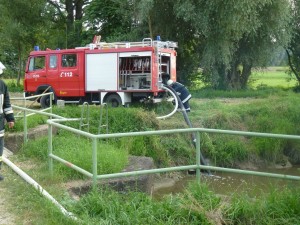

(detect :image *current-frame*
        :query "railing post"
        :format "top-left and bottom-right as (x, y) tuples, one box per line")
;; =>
(92, 137), (98, 188)
(50, 93), (53, 118)
(23, 110), (28, 144)
(48, 123), (53, 175)
(196, 131), (201, 183)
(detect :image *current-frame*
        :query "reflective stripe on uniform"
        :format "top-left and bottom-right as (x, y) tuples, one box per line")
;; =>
(4, 107), (13, 115)
(0, 130), (4, 137)
(0, 94), (3, 114)
(182, 94), (191, 103)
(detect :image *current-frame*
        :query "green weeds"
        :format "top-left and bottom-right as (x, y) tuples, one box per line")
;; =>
(225, 187), (300, 224)
(71, 183), (217, 224)
(21, 132), (129, 179)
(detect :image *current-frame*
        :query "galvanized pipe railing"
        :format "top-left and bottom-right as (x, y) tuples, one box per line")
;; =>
(10, 101), (300, 220)
(12, 92), (57, 144)
(10, 103), (300, 188)
(46, 118), (300, 188)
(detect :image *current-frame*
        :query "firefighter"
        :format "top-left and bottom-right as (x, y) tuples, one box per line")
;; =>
(162, 73), (192, 112)
(167, 79), (191, 112)
(0, 62), (15, 181)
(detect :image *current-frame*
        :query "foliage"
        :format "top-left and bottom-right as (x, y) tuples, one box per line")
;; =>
(4, 162), (300, 225)
(0, 0), (297, 91)
(72, 184), (218, 224)
(188, 90), (300, 166)
(10, 114), (48, 133)
(242, 96), (300, 163)
(174, 0), (292, 90)
(22, 133), (129, 179)
(0, 0), (48, 83)
(83, 0), (142, 43)
(286, 0), (300, 86)
(225, 187), (300, 224)
(6, 79), (24, 92)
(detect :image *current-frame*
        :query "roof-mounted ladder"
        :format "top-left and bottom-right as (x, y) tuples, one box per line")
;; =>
(89, 36), (178, 50)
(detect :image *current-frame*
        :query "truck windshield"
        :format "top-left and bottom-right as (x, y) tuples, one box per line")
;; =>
(28, 56), (45, 71)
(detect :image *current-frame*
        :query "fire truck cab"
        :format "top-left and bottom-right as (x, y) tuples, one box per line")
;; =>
(24, 37), (177, 108)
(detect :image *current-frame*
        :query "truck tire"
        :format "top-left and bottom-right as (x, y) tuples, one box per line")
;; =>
(40, 95), (51, 108)
(105, 94), (122, 107)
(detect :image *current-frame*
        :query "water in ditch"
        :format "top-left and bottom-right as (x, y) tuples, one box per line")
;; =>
(152, 165), (300, 199)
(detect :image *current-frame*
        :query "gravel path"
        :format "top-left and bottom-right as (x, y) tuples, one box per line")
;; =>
(0, 187), (16, 225)
(0, 150), (17, 224)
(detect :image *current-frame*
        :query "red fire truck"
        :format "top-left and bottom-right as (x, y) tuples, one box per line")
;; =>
(24, 37), (177, 108)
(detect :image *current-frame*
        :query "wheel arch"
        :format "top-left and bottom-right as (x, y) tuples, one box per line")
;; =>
(102, 92), (131, 105)
(35, 85), (57, 101)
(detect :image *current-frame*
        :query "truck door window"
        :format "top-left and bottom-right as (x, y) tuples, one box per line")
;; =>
(28, 56), (45, 71)
(62, 54), (77, 67)
(49, 55), (57, 69)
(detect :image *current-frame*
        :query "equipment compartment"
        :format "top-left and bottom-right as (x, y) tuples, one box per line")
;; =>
(118, 56), (151, 90)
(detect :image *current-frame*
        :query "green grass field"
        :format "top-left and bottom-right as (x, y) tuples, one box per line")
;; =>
(250, 67), (298, 88)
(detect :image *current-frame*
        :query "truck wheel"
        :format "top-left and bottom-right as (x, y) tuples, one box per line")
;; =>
(40, 95), (51, 108)
(105, 94), (122, 107)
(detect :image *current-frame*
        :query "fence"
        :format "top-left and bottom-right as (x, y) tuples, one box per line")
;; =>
(11, 92), (64, 143)
(47, 119), (300, 188)
(11, 101), (300, 189)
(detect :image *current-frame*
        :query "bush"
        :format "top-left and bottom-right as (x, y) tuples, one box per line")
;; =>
(6, 79), (23, 92)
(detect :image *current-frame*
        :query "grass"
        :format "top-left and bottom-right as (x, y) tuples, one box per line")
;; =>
(250, 67), (298, 88)
(2, 67), (300, 224)
(187, 91), (300, 166)
(5, 79), (23, 92)
(191, 67), (299, 99)
(3, 164), (300, 225)
(21, 133), (129, 179)
(225, 186), (300, 224)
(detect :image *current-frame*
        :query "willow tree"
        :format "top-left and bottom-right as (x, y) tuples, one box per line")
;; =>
(136, 0), (202, 84)
(174, 0), (292, 90)
(286, 0), (300, 87)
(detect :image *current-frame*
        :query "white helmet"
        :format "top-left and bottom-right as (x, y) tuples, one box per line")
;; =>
(0, 62), (6, 75)
(167, 79), (174, 86)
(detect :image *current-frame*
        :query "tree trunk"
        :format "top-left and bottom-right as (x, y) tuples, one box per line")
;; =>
(240, 63), (252, 89)
(286, 49), (300, 83)
(148, 15), (153, 39)
(75, 0), (84, 45)
(17, 43), (22, 86)
(221, 62), (252, 90)
(65, 0), (74, 48)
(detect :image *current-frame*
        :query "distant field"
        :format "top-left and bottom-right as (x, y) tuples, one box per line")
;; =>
(250, 67), (298, 88)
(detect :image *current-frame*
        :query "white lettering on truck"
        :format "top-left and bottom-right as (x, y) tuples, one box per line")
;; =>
(60, 72), (73, 77)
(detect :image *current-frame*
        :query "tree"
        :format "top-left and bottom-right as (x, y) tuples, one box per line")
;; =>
(83, 0), (143, 43)
(0, 0), (48, 84)
(174, 0), (292, 90)
(286, 0), (300, 87)
(136, 0), (202, 84)
(47, 0), (89, 48)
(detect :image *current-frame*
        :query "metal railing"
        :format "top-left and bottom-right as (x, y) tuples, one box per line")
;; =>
(10, 102), (300, 189)
(46, 118), (300, 188)
(11, 92), (64, 143)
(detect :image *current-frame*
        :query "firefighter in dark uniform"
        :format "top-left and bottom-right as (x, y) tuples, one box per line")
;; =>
(0, 62), (15, 181)
(167, 79), (191, 112)
(162, 73), (192, 112)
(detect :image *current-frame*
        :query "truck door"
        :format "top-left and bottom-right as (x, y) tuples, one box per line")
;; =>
(25, 55), (47, 93)
(46, 54), (59, 94)
(58, 53), (82, 97)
